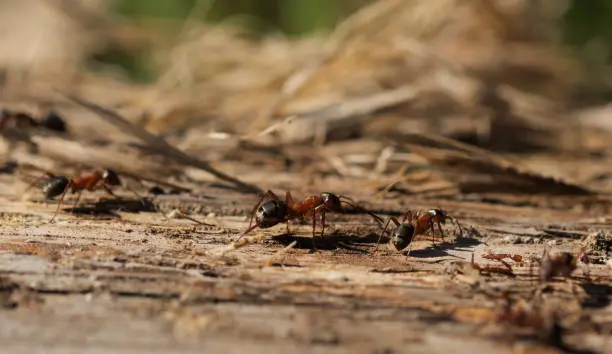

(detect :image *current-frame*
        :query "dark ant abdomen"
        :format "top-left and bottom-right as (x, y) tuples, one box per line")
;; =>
(40, 111), (68, 133)
(42, 176), (69, 199)
(255, 199), (287, 228)
(391, 223), (416, 250)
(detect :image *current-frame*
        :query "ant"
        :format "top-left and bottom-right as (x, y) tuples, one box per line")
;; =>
(30, 169), (135, 222)
(238, 190), (383, 249)
(470, 253), (516, 276)
(0, 109), (67, 134)
(469, 249), (524, 277)
(375, 208), (463, 254)
(537, 246), (580, 282)
(482, 250), (523, 270)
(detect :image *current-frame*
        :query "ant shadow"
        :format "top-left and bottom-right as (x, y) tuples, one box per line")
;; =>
(580, 282), (612, 309)
(407, 236), (483, 259)
(61, 197), (156, 218)
(372, 233), (483, 259)
(271, 230), (382, 252)
(269, 229), (483, 256)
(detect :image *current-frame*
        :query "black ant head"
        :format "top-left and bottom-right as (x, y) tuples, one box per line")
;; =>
(321, 192), (342, 212)
(42, 176), (70, 199)
(391, 223), (416, 251)
(102, 169), (121, 186)
(428, 208), (448, 223)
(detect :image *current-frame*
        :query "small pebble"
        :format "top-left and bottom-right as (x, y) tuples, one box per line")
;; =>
(522, 237), (534, 244)
(503, 235), (521, 244)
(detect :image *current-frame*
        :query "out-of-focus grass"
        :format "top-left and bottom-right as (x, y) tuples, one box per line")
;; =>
(112, 0), (371, 35)
(102, 0), (612, 88)
(104, 0), (371, 81)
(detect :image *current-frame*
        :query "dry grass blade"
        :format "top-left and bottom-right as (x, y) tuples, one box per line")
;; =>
(24, 136), (191, 192)
(59, 93), (262, 194)
(261, 85), (419, 144)
(391, 134), (592, 195)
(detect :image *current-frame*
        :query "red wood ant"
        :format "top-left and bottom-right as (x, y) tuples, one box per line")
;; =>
(30, 169), (134, 222)
(537, 246), (579, 282)
(470, 253), (516, 276)
(0, 108), (67, 133)
(238, 190), (383, 249)
(375, 208), (463, 254)
(482, 250), (523, 271)
(469, 250), (523, 277)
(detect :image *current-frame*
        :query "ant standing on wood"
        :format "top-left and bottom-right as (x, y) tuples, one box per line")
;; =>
(537, 245), (581, 282)
(375, 208), (463, 255)
(30, 169), (135, 222)
(0, 109), (68, 133)
(239, 190), (383, 249)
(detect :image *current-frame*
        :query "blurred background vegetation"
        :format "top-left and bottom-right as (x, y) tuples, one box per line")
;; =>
(98, 0), (612, 87)
(114, 0), (372, 36)
(98, 0), (372, 82)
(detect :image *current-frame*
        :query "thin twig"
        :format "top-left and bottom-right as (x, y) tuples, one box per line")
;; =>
(59, 92), (262, 194)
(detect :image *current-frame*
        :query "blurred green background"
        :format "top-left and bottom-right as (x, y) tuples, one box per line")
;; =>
(99, 0), (612, 83)
(113, 0), (372, 35)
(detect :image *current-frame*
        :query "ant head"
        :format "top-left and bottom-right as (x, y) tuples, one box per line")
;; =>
(428, 208), (447, 222)
(102, 169), (121, 186)
(321, 192), (342, 212)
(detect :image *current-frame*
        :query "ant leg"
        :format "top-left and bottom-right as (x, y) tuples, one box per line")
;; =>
(311, 208), (318, 251)
(437, 220), (446, 242)
(339, 196), (384, 226)
(405, 241), (414, 257)
(429, 221), (437, 247)
(448, 216), (464, 238)
(320, 209), (326, 238)
(374, 217), (400, 254)
(401, 210), (413, 223)
(102, 185), (117, 198)
(375, 218), (393, 253)
(237, 223), (260, 240)
(49, 184), (70, 222)
(70, 190), (83, 214)
(247, 190), (279, 230)
(285, 191), (294, 233)
(25, 172), (56, 192)
(238, 190), (280, 241)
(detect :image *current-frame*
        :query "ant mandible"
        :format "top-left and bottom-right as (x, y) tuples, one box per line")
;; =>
(239, 190), (383, 249)
(31, 169), (128, 222)
(375, 208), (463, 254)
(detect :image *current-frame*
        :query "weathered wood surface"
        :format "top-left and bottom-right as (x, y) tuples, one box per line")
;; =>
(0, 173), (610, 354)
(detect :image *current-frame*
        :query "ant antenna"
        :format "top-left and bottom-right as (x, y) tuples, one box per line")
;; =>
(237, 223), (260, 241)
(338, 196), (384, 226)
(446, 215), (464, 238)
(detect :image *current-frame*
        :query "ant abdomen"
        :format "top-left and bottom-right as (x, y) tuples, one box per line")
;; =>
(255, 199), (287, 228)
(40, 111), (68, 133)
(42, 176), (69, 199)
(391, 223), (416, 251)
